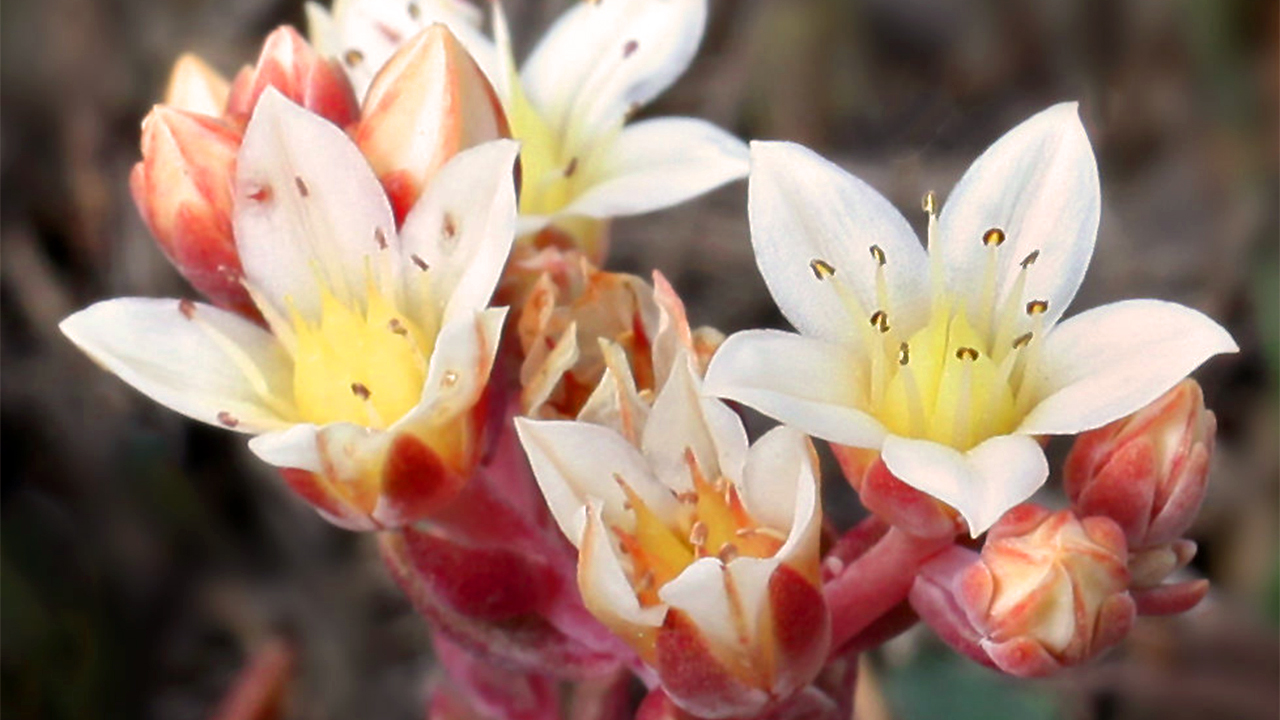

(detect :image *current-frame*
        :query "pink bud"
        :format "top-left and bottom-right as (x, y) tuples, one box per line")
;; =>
(911, 506), (1136, 677)
(130, 106), (253, 315)
(831, 445), (961, 539)
(355, 25), (509, 222)
(225, 26), (359, 128)
(1065, 379), (1216, 549)
(163, 53), (230, 117)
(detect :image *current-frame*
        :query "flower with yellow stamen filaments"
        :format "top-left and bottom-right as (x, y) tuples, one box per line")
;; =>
(705, 103), (1237, 536)
(61, 90), (520, 530)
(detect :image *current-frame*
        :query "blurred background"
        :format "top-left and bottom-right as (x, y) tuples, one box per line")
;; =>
(2, 0), (1276, 718)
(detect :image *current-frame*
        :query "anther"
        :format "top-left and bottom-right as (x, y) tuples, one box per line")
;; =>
(869, 245), (887, 266)
(1026, 299), (1049, 316)
(350, 382), (372, 400)
(982, 228), (1006, 247)
(1020, 250), (1040, 268)
(178, 299), (196, 320)
(809, 258), (836, 280)
(294, 176), (309, 198)
(922, 191), (938, 216)
(442, 213), (457, 239)
(955, 347), (980, 361)
(216, 411), (239, 428)
(717, 544), (739, 563)
(689, 521), (708, 548)
(387, 318), (408, 336)
(1012, 332), (1033, 349)
(563, 157), (578, 177)
(406, 1), (420, 20)
(374, 227), (388, 250)
(344, 49), (364, 66)
(869, 310), (891, 332)
(410, 254), (429, 272)
(442, 370), (459, 387)
(898, 342), (911, 366)
(623, 39), (639, 58)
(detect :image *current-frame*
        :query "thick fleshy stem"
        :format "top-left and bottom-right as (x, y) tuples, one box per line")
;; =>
(428, 633), (559, 720)
(823, 526), (953, 652)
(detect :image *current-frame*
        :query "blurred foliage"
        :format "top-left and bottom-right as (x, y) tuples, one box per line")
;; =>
(879, 639), (1060, 720)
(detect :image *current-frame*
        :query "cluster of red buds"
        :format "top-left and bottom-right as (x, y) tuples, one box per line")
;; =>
(60, 1), (1238, 718)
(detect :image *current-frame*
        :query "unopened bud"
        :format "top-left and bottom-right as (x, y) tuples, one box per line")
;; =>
(831, 445), (961, 539)
(911, 505), (1136, 677)
(1065, 379), (1216, 549)
(355, 25), (508, 222)
(225, 26), (359, 128)
(163, 53), (230, 117)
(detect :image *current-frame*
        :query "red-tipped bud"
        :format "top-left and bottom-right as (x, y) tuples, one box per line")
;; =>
(163, 53), (230, 116)
(1065, 379), (1216, 550)
(831, 445), (961, 539)
(355, 25), (509, 222)
(225, 26), (359, 128)
(130, 106), (252, 314)
(910, 506), (1136, 677)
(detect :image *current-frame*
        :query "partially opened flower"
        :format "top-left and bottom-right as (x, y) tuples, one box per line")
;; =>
(705, 103), (1238, 536)
(63, 90), (519, 531)
(516, 361), (829, 718)
(492, 0), (748, 261)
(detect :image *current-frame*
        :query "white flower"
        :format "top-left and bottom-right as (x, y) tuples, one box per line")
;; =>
(61, 90), (519, 529)
(492, 0), (747, 235)
(704, 103), (1237, 536)
(515, 360), (828, 716)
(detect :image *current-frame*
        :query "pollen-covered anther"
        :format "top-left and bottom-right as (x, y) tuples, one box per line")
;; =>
(982, 228), (1006, 247)
(869, 244), (887, 266)
(1026, 299), (1050, 316)
(1020, 250), (1040, 268)
(955, 346), (980, 361)
(809, 258), (836, 280)
(898, 342), (911, 365)
(869, 310), (890, 333)
(1012, 332), (1034, 349)
(921, 190), (938, 216)
(350, 382), (372, 400)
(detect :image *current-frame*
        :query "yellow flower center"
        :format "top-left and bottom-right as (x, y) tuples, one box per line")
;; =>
(288, 278), (437, 429)
(612, 451), (785, 607)
(812, 199), (1047, 450)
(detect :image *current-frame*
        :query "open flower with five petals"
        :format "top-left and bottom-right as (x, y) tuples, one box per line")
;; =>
(62, 90), (519, 531)
(516, 360), (829, 718)
(705, 103), (1237, 537)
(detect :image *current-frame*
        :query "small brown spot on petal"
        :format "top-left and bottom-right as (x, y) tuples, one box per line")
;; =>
(442, 213), (457, 239)
(294, 176), (309, 197)
(623, 40), (639, 58)
(374, 227), (388, 249)
(563, 157), (578, 177)
(178, 299), (196, 319)
(410, 254), (429, 272)
(351, 382), (371, 400)
(248, 184), (273, 203)
(344, 49), (364, 66)
(217, 411), (239, 428)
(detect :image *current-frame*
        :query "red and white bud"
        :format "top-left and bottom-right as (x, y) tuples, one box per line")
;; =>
(1065, 379), (1216, 550)
(356, 25), (509, 222)
(164, 53), (230, 117)
(130, 106), (249, 314)
(225, 26), (359, 128)
(910, 505), (1136, 677)
(830, 445), (961, 539)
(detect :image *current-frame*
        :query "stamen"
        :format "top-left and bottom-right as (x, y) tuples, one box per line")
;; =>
(1025, 299), (1049, 316)
(982, 228), (1006, 246)
(563, 157), (578, 178)
(689, 521), (709, 554)
(809, 258), (836, 280)
(897, 342), (910, 366)
(979, 230), (1002, 337)
(1011, 332), (1033, 350)
(896, 342), (928, 436)
(869, 310), (890, 333)
(869, 245), (887, 267)
(1020, 250), (1040, 269)
(216, 411), (239, 428)
(955, 347), (979, 361)
(952, 350), (975, 449)
(178, 299), (196, 320)
(344, 49), (364, 66)
(921, 191), (938, 216)
(350, 382), (371, 400)
(717, 544), (739, 564)
(294, 176), (309, 198)
(922, 191), (943, 294)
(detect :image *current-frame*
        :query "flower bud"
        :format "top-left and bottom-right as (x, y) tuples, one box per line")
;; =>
(130, 106), (251, 314)
(225, 26), (359, 128)
(1065, 379), (1216, 549)
(910, 505), (1136, 677)
(355, 25), (509, 222)
(831, 445), (961, 539)
(163, 53), (230, 117)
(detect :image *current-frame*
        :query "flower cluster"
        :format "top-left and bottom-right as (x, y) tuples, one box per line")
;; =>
(61, 1), (1237, 718)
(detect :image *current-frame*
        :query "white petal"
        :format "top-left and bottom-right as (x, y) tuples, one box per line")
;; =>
(403, 307), (507, 425)
(740, 426), (816, 544)
(579, 501), (666, 631)
(937, 103), (1099, 329)
(748, 141), (931, 344)
(703, 330), (887, 449)
(60, 298), (292, 433)
(521, 0), (706, 149)
(249, 422), (323, 471)
(234, 89), (397, 320)
(576, 340), (650, 442)
(881, 434), (1048, 537)
(515, 418), (677, 542)
(560, 117), (747, 220)
(399, 139), (519, 324)
(323, 0), (494, 101)
(658, 556), (778, 654)
(1019, 299), (1237, 435)
(642, 358), (748, 492)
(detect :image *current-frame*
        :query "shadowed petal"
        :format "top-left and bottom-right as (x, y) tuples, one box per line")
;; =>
(642, 358), (748, 492)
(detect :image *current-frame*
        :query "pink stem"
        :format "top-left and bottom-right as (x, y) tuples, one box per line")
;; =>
(824, 527), (953, 651)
